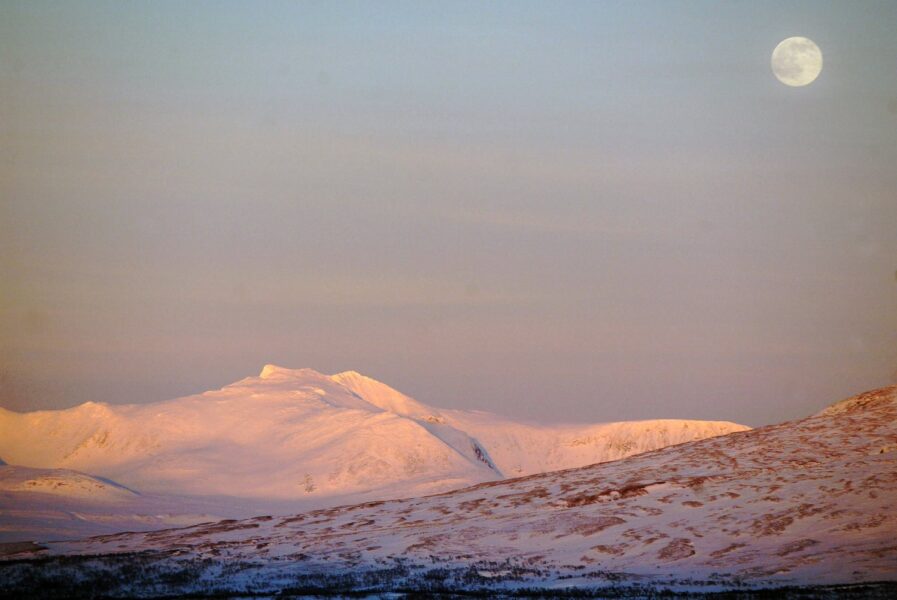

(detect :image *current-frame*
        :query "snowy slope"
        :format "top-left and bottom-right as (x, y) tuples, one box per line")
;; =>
(330, 369), (749, 477)
(0, 464), (136, 501)
(0, 462), (330, 543)
(438, 410), (747, 477)
(5, 385), (894, 596)
(0, 365), (745, 511)
(0, 465), (163, 542)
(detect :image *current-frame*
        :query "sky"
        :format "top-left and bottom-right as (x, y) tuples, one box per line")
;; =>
(2, 1), (896, 427)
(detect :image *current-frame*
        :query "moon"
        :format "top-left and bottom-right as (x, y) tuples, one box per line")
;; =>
(771, 37), (822, 87)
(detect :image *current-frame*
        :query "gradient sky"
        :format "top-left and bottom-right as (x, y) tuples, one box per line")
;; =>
(2, 1), (896, 426)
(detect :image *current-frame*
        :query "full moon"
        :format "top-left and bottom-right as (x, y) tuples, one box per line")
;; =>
(771, 36), (823, 86)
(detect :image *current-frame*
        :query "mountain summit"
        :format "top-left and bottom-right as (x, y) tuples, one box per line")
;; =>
(258, 363), (294, 379)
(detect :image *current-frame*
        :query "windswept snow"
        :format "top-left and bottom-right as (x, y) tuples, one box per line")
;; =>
(5, 385), (894, 596)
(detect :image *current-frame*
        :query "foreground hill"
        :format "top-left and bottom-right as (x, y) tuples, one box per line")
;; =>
(2, 385), (894, 597)
(0, 365), (746, 504)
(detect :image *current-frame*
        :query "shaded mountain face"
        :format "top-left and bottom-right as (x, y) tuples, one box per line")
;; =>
(0, 462), (310, 544)
(0, 365), (747, 505)
(0, 465), (136, 501)
(5, 386), (894, 596)
(0, 465), (147, 542)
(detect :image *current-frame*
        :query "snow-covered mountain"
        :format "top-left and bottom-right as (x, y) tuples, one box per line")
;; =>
(0, 365), (746, 508)
(5, 385), (893, 596)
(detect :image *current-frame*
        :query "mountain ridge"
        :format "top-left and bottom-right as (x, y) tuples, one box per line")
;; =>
(0, 365), (748, 508)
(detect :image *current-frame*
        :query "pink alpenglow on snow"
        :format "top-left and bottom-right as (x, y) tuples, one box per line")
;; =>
(0, 366), (747, 541)
(2, 385), (894, 595)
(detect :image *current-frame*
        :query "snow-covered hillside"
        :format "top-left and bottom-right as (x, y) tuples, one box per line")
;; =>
(4, 385), (894, 597)
(0, 462), (322, 543)
(332, 370), (749, 478)
(0, 464), (135, 501)
(439, 409), (746, 477)
(0, 365), (746, 506)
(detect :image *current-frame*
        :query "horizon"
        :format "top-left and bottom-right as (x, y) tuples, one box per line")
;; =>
(0, 361), (763, 427)
(3, 1), (897, 428)
(0, 361), (885, 429)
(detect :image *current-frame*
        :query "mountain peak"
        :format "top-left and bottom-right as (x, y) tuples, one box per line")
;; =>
(258, 364), (326, 380)
(333, 370), (365, 380)
(259, 364), (286, 379)
(330, 370), (439, 420)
